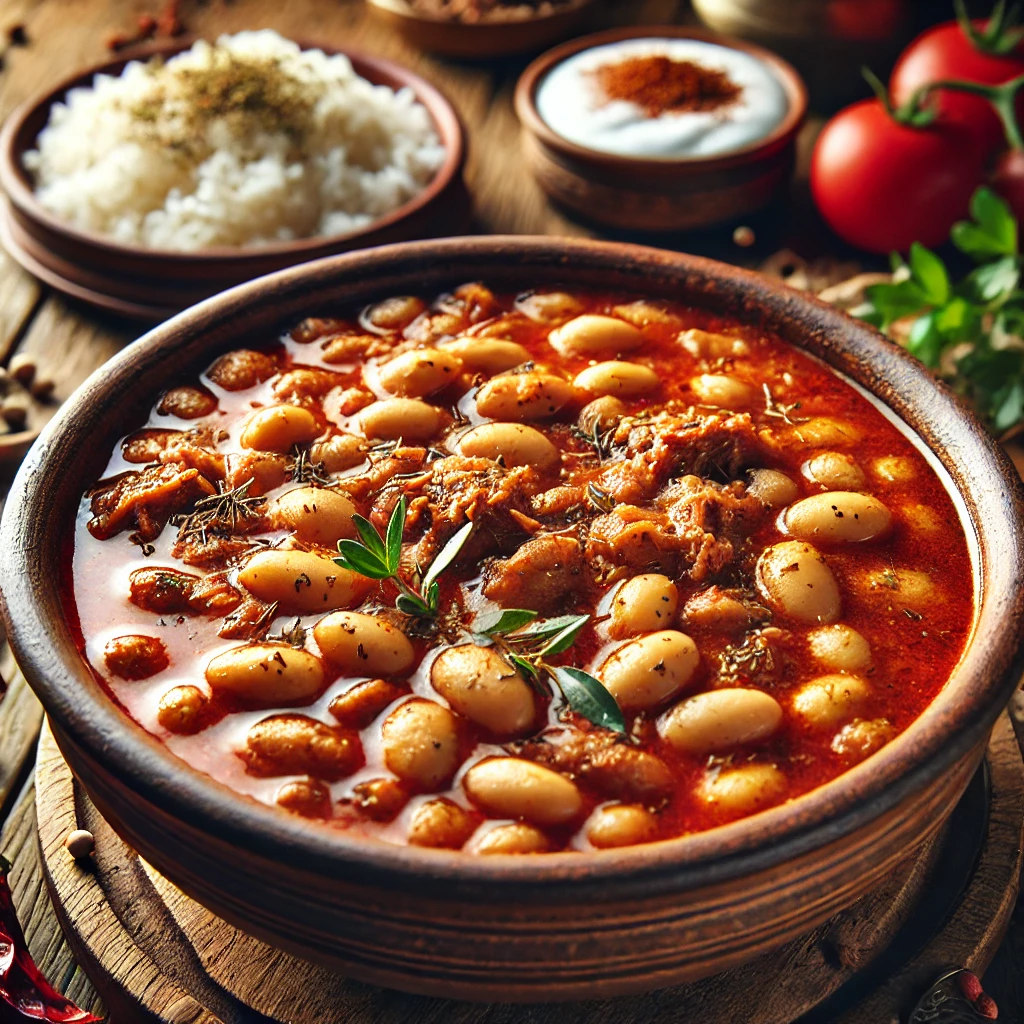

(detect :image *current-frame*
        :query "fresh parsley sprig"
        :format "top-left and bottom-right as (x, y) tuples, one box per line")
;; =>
(473, 608), (626, 734)
(333, 496), (473, 618)
(852, 186), (1024, 435)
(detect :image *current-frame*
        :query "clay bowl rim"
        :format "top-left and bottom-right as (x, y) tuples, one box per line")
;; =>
(0, 38), (465, 266)
(514, 26), (808, 174)
(2, 235), (1023, 897)
(365, 0), (593, 31)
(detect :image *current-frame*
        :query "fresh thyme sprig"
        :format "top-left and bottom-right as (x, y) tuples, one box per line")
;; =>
(172, 477), (265, 543)
(333, 496), (473, 619)
(472, 609), (626, 734)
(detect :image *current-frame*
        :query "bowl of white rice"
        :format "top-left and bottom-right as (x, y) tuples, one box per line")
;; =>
(0, 31), (466, 320)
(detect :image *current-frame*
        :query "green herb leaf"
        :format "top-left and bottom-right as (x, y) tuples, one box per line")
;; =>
(512, 614), (590, 642)
(536, 617), (590, 657)
(334, 541), (392, 579)
(426, 579), (440, 613)
(396, 592), (431, 616)
(385, 497), (406, 574)
(510, 653), (540, 680)
(422, 521), (473, 593)
(964, 255), (1020, 305)
(952, 188), (1018, 259)
(909, 243), (950, 306)
(994, 379), (1024, 431)
(475, 608), (539, 635)
(351, 513), (387, 562)
(550, 666), (626, 734)
(864, 277), (929, 327)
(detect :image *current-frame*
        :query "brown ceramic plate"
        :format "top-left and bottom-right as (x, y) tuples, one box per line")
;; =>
(515, 27), (808, 231)
(0, 40), (468, 321)
(1, 237), (1023, 1001)
(366, 0), (594, 58)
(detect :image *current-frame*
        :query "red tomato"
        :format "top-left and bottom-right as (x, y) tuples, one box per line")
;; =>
(992, 147), (1024, 222)
(811, 98), (986, 253)
(890, 19), (1024, 156)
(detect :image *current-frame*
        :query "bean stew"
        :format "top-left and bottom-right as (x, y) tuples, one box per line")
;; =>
(71, 284), (974, 854)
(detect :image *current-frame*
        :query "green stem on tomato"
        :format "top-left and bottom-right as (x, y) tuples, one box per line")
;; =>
(910, 73), (1024, 150)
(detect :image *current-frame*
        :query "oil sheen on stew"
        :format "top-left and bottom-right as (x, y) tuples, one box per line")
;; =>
(71, 285), (973, 855)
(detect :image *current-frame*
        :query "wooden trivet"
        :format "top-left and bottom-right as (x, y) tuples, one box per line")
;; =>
(34, 717), (1024, 1024)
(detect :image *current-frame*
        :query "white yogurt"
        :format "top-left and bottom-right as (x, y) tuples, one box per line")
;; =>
(536, 38), (789, 159)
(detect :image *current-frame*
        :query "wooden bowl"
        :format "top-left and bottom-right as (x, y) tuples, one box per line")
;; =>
(2, 237), (1023, 1002)
(514, 27), (808, 231)
(366, 0), (594, 58)
(0, 41), (468, 322)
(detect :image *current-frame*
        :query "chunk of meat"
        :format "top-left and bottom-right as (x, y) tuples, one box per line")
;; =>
(483, 534), (586, 613)
(129, 567), (243, 616)
(351, 778), (409, 822)
(172, 534), (259, 569)
(206, 349), (277, 391)
(341, 447), (429, 506)
(241, 715), (363, 781)
(224, 452), (288, 494)
(88, 466), (216, 541)
(585, 506), (692, 577)
(103, 635), (169, 680)
(412, 455), (540, 563)
(159, 441), (226, 481)
(682, 586), (770, 633)
(595, 411), (764, 503)
(121, 428), (183, 464)
(531, 485), (588, 520)
(217, 595), (277, 639)
(157, 385), (217, 419)
(291, 317), (349, 344)
(272, 367), (344, 404)
(320, 334), (375, 364)
(510, 730), (674, 809)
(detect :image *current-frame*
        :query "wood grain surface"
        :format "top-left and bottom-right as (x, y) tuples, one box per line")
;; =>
(28, 716), (1024, 1024)
(0, 0), (1021, 1021)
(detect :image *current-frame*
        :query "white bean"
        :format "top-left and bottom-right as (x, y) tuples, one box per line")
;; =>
(690, 374), (756, 408)
(376, 347), (463, 398)
(783, 492), (892, 544)
(659, 688), (783, 755)
(313, 611), (415, 677)
(238, 550), (368, 614)
(240, 405), (319, 453)
(469, 822), (550, 855)
(578, 395), (626, 433)
(431, 644), (536, 738)
(407, 799), (477, 850)
(516, 292), (585, 323)
(270, 486), (357, 545)
(358, 398), (442, 442)
(381, 700), (460, 790)
(206, 643), (324, 704)
(464, 758), (582, 826)
(548, 315), (644, 357)
(803, 452), (866, 491)
(573, 361), (659, 398)
(475, 372), (573, 421)
(698, 764), (787, 817)
(794, 417), (861, 446)
(792, 674), (871, 728)
(586, 804), (658, 849)
(756, 541), (841, 624)
(598, 630), (699, 711)
(609, 574), (679, 638)
(679, 328), (749, 359)
(457, 422), (559, 470)
(807, 625), (872, 672)
(441, 337), (530, 374)
(747, 469), (799, 508)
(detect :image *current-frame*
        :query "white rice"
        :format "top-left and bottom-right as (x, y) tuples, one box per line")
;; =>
(23, 30), (447, 250)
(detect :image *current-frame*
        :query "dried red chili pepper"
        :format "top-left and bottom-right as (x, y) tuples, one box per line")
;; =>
(0, 856), (101, 1023)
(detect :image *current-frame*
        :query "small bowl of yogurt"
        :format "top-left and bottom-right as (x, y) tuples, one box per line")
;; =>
(515, 28), (807, 231)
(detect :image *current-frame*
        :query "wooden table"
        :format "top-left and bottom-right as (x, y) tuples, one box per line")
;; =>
(0, 0), (1022, 1020)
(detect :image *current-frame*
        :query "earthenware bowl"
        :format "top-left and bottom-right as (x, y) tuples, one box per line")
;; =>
(0, 41), (467, 321)
(366, 0), (594, 58)
(514, 27), (808, 231)
(2, 237), (1023, 1002)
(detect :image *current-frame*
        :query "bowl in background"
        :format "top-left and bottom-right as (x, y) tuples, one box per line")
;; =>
(0, 41), (468, 322)
(515, 27), (807, 232)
